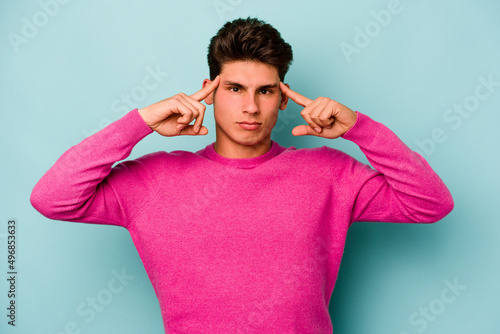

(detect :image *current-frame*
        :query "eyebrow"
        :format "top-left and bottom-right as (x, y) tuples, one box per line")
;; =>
(223, 81), (278, 90)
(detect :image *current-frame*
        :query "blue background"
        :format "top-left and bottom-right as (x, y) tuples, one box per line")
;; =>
(1, 0), (499, 333)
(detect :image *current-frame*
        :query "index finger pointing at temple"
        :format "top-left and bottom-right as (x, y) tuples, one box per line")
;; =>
(191, 75), (220, 101)
(280, 82), (312, 107)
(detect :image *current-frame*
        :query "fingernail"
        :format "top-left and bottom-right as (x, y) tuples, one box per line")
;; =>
(195, 126), (200, 133)
(315, 127), (322, 133)
(177, 125), (184, 131)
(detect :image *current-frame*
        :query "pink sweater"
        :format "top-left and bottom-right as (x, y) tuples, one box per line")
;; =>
(31, 109), (453, 333)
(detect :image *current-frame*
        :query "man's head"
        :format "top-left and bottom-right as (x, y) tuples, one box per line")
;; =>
(207, 17), (293, 81)
(202, 17), (294, 157)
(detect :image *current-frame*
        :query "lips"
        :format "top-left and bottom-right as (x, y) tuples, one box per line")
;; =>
(238, 122), (261, 130)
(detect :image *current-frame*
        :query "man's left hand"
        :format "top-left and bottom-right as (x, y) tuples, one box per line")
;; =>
(280, 82), (357, 138)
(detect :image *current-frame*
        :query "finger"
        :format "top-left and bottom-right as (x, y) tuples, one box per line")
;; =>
(184, 95), (210, 133)
(299, 99), (324, 133)
(177, 95), (205, 128)
(319, 100), (336, 128)
(174, 100), (199, 130)
(182, 93), (206, 114)
(176, 97), (207, 134)
(291, 125), (321, 137)
(309, 98), (333, 129)
(191, 101), (206, 134)
(178, 125), (209, 136)
(280, 82), (312, 107)
(190, 75), (220, 101)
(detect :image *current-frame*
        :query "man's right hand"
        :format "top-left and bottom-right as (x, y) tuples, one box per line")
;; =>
(138, 76), (220, 136)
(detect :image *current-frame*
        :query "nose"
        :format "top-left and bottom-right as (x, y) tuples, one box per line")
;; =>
(242, 92), (259, 115)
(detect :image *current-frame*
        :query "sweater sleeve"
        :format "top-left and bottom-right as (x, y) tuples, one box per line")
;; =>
(340, 111), (454, 225)
(30, 109), (159, 228)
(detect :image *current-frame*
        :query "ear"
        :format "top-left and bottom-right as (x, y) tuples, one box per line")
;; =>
(202, 79), (215, 105)
(279, 83), (290, 110)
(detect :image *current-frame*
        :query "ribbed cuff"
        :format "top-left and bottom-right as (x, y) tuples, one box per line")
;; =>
(127, 108), (154, 137)
(341, 111), (378, 146)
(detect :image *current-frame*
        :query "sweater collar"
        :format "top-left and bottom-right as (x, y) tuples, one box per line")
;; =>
(197, 140), (285, 169)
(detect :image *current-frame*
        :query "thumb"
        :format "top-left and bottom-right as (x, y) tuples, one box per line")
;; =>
(179, 125), (209, 136)
(291, 125), (318, 137)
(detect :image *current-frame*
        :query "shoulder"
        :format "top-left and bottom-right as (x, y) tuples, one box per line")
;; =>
(281, 144), (356, 165)
(276, 145), (358, 178)
(287, 144), (376, 177)
(113, 148), (201, 174)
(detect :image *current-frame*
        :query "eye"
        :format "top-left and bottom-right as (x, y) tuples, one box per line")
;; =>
(260, 89), (271, 95)
(229, 86), (240, 92)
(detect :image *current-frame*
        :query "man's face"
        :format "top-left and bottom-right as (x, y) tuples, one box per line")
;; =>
(203, 60), (289, 150)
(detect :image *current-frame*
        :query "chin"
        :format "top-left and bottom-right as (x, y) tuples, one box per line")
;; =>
(235, 138), (264, 146)
(229, 133), (267, 146)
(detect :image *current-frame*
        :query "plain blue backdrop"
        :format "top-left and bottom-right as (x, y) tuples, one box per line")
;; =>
(1, 0), (499, 333)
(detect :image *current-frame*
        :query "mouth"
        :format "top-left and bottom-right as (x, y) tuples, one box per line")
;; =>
(238, 122), (262, 130)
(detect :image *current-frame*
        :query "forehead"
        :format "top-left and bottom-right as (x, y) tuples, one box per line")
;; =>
(219, 60), (280, 85)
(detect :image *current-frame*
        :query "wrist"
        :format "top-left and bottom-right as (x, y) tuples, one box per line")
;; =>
(340, 111), (359, 138)
(345, 110), (358, 132)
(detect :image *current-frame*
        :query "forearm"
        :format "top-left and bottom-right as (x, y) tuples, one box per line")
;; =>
(342, 112), (454, 223)
(30, 109), (153, 224)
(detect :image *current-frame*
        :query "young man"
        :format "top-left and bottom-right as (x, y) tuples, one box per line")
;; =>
(31, 17), (454, 333)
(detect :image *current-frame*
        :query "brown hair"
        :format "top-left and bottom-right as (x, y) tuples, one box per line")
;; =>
(207, 17), (293, 81)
